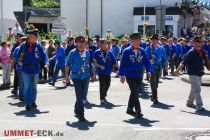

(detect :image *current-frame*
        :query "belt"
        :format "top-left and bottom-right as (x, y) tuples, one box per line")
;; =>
(72, 71), (81, 75)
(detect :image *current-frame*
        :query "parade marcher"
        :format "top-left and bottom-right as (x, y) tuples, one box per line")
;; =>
(119, 33), (152, 119)
(180, 39), (192, 72)
(0, 41), (11, 89)
(93, 38), (118, 104)
(203, 39), (210, 60)
(65, 36), (94, 121)
(161, 37), (171, 77)
(47, 39), (56, 80)
(17, 26), (49, 111)
(88, 37), (98, 53)
(145, 34), (168, 104)
(168, 38), (176, 74)
(140, 38), (147, 50)
(12, 37), (27, 101)
(48, 39), (66, 86)
(65, 37), (76, 57)
(110, 38), (120, 77)
(173, 37), (183, 69)
(120, 37), (129, 56)
(10, 33), (24, 95)
(39, 40), (48, 81)
(174, 36), (210, 111)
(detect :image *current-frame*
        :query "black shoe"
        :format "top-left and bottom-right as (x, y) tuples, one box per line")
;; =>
(48, 82), (55, 86)
(197, 108), (205, 111)
(153, 100), (159, 104)
(135, 113), (144, 119)
(19, 97), (24, 102)
(186, 104), (196, 109)
(31, 103), (37, 108)
(26, 106), (32, 111)
(74, 114), (86, 122)
(100, 100), (106, 105)
(11, 90), (17, 95)
(126, 109), (136, 116)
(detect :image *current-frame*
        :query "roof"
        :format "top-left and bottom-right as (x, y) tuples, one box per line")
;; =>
(133, 7), (182, 15)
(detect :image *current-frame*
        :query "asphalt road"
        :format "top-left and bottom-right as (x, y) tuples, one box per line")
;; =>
(0, 70), (210, 140)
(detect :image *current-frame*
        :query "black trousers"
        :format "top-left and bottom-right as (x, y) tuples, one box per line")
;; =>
(126, 77), (142, 113)
(13, 69), (18, 91)
(39, 61), (47, 80)
(48, 60), (55, 78)
(150, 70), (161, 101)
(99, 74), (111, 100)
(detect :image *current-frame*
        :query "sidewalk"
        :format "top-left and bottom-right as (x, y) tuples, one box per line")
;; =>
(181, 70), (210, 86)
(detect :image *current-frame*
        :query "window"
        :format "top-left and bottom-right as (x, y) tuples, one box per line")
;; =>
(138, 25), (155, 37)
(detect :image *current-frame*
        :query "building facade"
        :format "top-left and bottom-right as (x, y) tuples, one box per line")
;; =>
(61, 0), (193, 38)
(0, 0), (23, 41)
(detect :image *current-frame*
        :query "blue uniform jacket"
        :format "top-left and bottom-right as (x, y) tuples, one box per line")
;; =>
(93, 49), (117, 75)
(163, 44), (171, 56)
(51, 46), (66, 68)
(182, 45), (192, 56)
(65, 48), (92, 80)
(14, 46), (21, 71)
(111, 45), (121, 59)
(145, 46), (168, 70)
(17, 42), (49, 74)
(118, 46), (152, 77)
(140, 41), (147, 50)
(204, 44), (210, 59)
(174, 43), (183, 58)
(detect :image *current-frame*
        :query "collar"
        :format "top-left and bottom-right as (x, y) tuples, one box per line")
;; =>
(131, 46), (140, 50)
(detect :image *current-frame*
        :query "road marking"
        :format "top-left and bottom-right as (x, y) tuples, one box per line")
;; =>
(0, 137), (52, 140)
(0, 120), (210, 132)
(135, 127), (210, 131)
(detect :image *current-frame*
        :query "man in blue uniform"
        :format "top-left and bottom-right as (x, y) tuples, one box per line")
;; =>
(173, 37), (183, 69)
(93, 38), (118, 104)
(11, 32), (25, 95)
(49, 39), (66, 86)
(168, 38), (176, 74)
(65, 36), (95, 121)
(111, 38), (120, 77)
(146, 34), (168, 104)
(161, 37), (171, 77)
(12, 37), (26, 101)
(65, 37), (76, 57)
(17, 26), (49, 111)
(174, 36), (210, 111)
(119, 33), (152, 119)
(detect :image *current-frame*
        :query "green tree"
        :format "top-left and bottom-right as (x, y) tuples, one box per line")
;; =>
(32, 0), (60, 8)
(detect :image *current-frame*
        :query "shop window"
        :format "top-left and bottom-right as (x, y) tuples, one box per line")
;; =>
(164, 25), (173, 37)
(138, 25), (156, 37)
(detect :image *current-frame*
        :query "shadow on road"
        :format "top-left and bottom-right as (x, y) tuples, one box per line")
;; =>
(14, 109), (49, 117)
(150, 102), (175, 110)
(161, 76), (175, 80)
(181, 109), (210, 117)
(66, 121), (97, 130)
(84, 102), (125, 110)
(123, 118), (159, 127)
(8, 102), (25, 107)
(6, 94), (19, 99)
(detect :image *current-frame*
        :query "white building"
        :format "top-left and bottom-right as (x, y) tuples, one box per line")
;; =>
(0, 0), (23, 41)
(61, 0), (191, 38)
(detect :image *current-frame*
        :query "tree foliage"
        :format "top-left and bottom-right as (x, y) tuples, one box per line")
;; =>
(23, 0), (60, 8)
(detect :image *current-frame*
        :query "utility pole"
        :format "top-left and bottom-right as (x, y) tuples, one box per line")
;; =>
(143, 0), (146, 38)
(160, 0), (162, 36)
(0, 0), (3, 42)
(101, 0), (103, 37)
